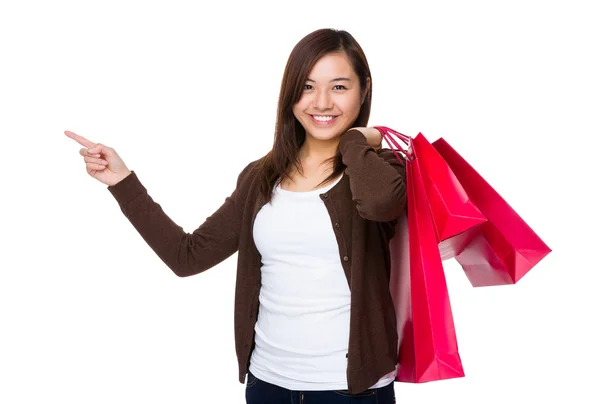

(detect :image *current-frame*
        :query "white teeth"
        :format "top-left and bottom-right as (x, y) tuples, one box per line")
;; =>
(313, 115), (334, 122)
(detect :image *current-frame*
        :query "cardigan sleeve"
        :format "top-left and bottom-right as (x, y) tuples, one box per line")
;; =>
(106, 163), (254, 277)
(339, 129), (407, 222)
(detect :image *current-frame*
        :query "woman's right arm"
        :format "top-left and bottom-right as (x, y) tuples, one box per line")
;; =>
(107, 164), (253, 277)
(65, 129), (252, 277)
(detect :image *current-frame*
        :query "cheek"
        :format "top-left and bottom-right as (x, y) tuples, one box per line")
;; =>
(293, 99), (309, 118)
(292, 106), (302, 121)
(339, 96), (362, 117)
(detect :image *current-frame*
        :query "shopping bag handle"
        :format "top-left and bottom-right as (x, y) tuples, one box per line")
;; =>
(374, 126), (410, 143)
(373, 126), (411, 162)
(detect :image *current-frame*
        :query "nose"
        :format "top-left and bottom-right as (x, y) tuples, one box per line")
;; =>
(313, 89), (333, 111)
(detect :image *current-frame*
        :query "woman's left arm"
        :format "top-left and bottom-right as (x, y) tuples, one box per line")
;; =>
(339, 128), (406, 222)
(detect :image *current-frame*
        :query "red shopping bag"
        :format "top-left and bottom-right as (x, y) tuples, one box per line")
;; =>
(377, 126), (486, 260)
(388, 148), (464, 383)
(432, 138), (552, 286)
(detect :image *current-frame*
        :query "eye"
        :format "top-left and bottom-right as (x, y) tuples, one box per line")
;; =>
(304, 84), (314, 90)
(333, 85), (347, 90)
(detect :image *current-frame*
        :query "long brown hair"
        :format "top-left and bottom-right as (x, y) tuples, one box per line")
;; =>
(257, 28), (373, 203)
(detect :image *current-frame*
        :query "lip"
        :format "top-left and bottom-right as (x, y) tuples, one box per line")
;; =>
(309, 114), (339, 126)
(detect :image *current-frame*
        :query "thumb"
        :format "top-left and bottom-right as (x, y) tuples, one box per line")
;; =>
(88, 143), (110, 155)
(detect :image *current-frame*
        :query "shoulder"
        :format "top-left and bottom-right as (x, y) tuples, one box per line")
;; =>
(236, 155), (267, 186)
(377, 147), (406, 170)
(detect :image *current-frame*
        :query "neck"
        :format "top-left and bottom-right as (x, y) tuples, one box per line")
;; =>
(298, 133), (339, 164)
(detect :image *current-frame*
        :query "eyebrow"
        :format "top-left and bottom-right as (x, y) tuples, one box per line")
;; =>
(306, 77), (351, 83)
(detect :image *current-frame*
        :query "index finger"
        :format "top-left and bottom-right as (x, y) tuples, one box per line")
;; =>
(64, 130), (95, 148)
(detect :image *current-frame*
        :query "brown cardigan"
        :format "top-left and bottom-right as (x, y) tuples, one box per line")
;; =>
(107, 129), (407, 394)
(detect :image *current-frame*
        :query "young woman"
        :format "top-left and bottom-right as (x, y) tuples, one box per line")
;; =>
(66, 28), (406, 404)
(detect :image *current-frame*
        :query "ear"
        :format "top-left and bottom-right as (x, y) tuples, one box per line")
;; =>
(362, 77), (371, 104)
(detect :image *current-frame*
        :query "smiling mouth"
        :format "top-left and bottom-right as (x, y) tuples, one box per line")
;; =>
(310, 115), (338, 125)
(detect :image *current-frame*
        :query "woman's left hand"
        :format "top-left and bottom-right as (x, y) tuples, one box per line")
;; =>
(347, 127), (382, 151)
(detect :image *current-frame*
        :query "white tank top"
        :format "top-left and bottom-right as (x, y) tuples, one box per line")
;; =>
(249, 174), (396, 390)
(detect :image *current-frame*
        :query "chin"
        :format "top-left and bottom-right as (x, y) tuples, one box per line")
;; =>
(308, 128), (344, 141)
(304, 121), (348, 140)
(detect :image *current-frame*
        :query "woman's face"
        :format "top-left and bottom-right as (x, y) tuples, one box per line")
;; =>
(293, 52), (368, 143)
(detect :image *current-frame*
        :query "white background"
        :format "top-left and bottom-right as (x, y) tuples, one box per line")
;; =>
(1, 0), (598, 402)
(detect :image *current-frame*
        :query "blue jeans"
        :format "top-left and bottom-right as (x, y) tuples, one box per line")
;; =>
(245, 371), (396, 403)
